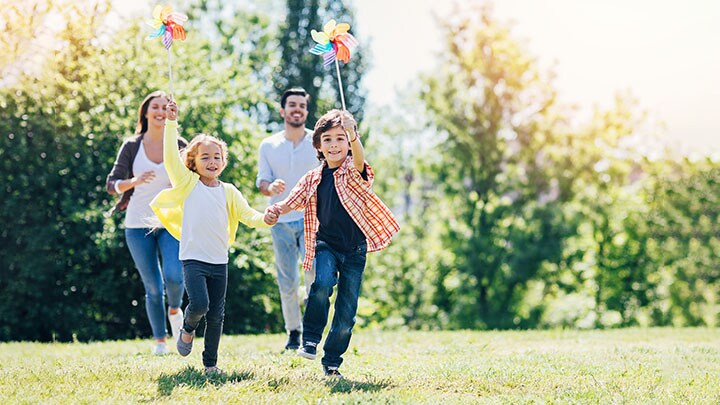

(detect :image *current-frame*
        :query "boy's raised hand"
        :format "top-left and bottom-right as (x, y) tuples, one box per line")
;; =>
(340, 111), (357, 132)
(341, 111), (357, 134)
(167, 100), (178, 120)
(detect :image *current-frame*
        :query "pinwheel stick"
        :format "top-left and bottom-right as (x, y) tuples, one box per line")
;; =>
(334, 58), (346, 111)
(167, 49), (174, 97)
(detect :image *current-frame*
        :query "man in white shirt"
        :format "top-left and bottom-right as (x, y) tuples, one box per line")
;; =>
(257, 88), (320, 350)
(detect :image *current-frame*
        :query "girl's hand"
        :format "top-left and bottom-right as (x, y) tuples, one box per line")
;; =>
(263, 206), (279, 225)
(167, 100), (178, 120)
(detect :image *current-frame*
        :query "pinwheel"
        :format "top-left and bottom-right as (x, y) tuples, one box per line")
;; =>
(309, 19), (359, 110)
(146, 4), (188, 96)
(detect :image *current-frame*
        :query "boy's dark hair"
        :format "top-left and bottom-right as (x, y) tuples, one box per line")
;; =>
(312, 109), (352, 161)
(280, 88), (309, 109)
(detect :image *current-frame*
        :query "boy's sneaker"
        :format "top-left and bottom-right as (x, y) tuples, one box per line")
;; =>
(285, 330), (301, 350)
(176, 329), (194, 357)
(168, 308), (184, 341)
(323, 365), (343, 378)
(298, 341), (317, 360)
(153, 342), (168, 355)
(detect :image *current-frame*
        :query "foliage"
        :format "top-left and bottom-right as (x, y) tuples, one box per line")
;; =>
(359, 97), (449, 330)
(419, 4), (577, 329)
(1, 0), (718, 341)
(272, 0), (368, 127)
(643, 158), (720, 326)
(0, 0), (280, 341)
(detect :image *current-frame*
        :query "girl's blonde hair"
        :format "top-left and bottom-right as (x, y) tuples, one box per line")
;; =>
(182, 134), (229, 172)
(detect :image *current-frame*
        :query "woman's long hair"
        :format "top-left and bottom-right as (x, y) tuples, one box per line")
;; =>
(135, 91), (169, 134)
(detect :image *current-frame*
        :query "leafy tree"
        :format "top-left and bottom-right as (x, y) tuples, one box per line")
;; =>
(0, 0), (279, 341)
(419, 4), (578, 329)
(357, 97), (449, 329)
(642, 157), (720, 326)
(272, 0), (368, 126)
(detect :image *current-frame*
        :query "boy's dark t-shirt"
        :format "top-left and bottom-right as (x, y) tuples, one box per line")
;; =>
(316, 164), (368, 252)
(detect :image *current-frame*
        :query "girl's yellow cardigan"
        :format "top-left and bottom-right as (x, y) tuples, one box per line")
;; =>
(150, 120), (269, 244)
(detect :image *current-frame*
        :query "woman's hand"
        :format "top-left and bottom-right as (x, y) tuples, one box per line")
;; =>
(167, 100), (178, 120)
(132, 170), (156, 186)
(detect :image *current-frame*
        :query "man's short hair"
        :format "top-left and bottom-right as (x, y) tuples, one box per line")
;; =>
(281, 88), (310, 108)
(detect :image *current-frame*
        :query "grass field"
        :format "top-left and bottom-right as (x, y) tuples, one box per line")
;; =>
(1, 328), (718, 403)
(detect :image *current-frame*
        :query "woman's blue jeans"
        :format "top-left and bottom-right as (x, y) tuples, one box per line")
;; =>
(302, 240), (367, 369)
(125, 228), (184, 340)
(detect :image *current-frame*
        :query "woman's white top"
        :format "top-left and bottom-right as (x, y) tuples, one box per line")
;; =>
(180, 181), (229, 264)
(125, 142), (171, 229)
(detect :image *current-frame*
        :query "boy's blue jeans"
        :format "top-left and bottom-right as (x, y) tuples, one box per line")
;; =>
(181, 259), (228, 368)
(270, 219), (315, 333)
(124, 228), (184, 340)
(302, 240), (367, 369)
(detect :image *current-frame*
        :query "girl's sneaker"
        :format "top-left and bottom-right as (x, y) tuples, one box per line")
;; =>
(176, 329), (194, 357)
(153, 342), (168, 355)
(168, 308), (184, 341)
(204, 366), (224, 375)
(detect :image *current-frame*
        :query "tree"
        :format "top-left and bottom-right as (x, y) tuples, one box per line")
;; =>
(0, 0), (280, 341)
(643, 157), (720, 326)
(420, 4), (577, 328)
(272, 0), (368, 127)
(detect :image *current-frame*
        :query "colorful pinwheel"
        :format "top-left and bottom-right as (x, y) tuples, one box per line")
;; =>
(145, 4), (188, 97)
(309, 19), (358, 110)
(146, 5), (188, 50)
(309, 19), (358, 67)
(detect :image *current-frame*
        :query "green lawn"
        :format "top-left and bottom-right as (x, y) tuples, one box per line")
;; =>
(1, 328), (718, 403)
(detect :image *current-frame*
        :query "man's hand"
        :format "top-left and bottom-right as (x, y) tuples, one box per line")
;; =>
(268, 179), (286, 195)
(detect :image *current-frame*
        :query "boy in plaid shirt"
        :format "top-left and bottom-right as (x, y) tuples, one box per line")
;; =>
(271, 109), (399, 378)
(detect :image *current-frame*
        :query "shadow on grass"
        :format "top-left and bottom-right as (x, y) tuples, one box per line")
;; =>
(326, 375), (392, 394)
(157, 366), (254, 396)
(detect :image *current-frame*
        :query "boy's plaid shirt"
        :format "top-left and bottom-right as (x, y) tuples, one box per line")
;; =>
(279, 155), (400, 272)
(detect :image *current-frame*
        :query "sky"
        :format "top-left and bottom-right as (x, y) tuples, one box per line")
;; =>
(116, 0), (720, 154)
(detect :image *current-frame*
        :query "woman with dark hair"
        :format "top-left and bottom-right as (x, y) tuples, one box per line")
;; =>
(106, 91), (187, 355)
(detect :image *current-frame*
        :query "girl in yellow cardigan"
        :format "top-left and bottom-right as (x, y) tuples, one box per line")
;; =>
(151, 100), (278, 374)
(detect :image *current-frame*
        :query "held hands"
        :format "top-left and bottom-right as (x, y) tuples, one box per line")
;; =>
(268, 179), (286, 196)
(167, 100), (178, 120)
(263, 206), (279, 225)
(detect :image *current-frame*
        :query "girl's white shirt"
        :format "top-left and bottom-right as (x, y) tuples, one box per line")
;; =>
(125, 142), (171, 229)
(180, 181), (229, 264)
